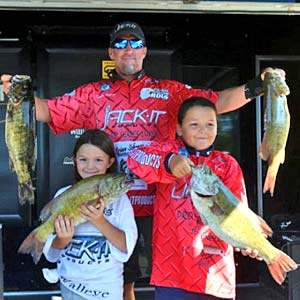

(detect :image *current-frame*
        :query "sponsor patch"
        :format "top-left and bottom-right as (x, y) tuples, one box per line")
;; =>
(100, 83), (110, 91)
(140, 88), (169, 100)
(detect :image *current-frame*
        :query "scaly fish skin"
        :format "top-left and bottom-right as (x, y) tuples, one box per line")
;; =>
(190, 164), (298, 285)
(5, 75), (36, 205)
(18, 173), (133, 264)
(259, 71), (290, 196)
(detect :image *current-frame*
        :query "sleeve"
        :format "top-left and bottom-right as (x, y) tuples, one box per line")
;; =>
(47, 83), (97, 134)
(222, 156), (248, 206)
(127, 141), (178, 184)
(108, 195), (138, 263)
(42, 185), (71, 262)
(43, 234), (62, 263)
(171, 80), (220, 106)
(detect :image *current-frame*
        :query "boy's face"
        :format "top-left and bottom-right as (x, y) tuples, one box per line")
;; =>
(176, 106), (217, 151)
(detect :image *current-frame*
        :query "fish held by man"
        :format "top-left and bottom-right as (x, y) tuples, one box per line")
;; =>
(5, 75), (36, 205)
(18, 173), (133, 264)
(190, 164), (298, 285)
(259, 70), (290, 196)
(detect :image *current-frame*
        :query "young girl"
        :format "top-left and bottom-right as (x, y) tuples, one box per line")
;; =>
(42, 129), (138, 300)
(127, 97), (259, 300)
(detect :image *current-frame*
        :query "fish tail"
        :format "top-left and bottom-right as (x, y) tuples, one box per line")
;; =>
(267, 250), (298, 285)
(18, 182), (35, 205)
(263, 150), (285, 196)
(263, 171), (277, 197)
(18, 228), (44, 264)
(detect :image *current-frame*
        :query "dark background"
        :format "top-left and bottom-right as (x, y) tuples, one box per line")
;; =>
(1, 10), (300, 298)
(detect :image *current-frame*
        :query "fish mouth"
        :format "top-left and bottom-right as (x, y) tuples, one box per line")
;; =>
(193, 190), (212, 198)
(9, 97), (23, 105)
(124, 177), (134, 185)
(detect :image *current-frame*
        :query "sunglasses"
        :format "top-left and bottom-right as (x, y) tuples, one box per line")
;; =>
(111, 39), (145, 49)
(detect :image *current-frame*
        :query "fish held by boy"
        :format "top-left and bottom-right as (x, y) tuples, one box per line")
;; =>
(190, 164), (298, 285)
(5, 75), (36, 205)
(18, 173), (133, 264)
(259, 70), (290, 196)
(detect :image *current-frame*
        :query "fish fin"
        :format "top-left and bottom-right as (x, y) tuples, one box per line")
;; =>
(86, 198), (100, 207)
(267, 250), (298, 285)
(263, 166), (280, 197)
(256, 215), (273, 237)
(209, 201), (224, 216)
(39, 197), (60, 222)
(200, 215), (209, 225)
(18, 182), (35, 205)
(18, 228), (44, 264)
(259, 134), (270, 161)
(8, 158), (15, 172)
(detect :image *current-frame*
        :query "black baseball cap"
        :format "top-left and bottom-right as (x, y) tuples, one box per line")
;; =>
(109, 21), (145, 47)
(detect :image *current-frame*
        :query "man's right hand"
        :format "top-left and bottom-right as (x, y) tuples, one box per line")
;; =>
(1, 74), (52, 122)
(0, 74), (13, 94)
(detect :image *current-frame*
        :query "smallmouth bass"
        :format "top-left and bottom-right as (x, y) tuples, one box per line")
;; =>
(18, 173), (133, 264)
(190, 164), (298, 285)
(5, 75), (36, 204)
(259, 70), (290, 196)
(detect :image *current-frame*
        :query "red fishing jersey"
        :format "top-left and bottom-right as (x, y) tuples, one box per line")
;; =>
(127, 139), (248, 298)
(47, 71), (219, 217)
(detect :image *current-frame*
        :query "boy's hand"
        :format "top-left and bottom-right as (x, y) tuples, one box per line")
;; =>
(169, 155), (194, 178)
(235, 247), (263, 261)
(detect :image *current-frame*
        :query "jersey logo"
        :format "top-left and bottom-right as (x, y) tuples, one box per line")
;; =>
(140, 88), (169, 100)
(64, 90), (76, 96)
(100, 83), (111, 91)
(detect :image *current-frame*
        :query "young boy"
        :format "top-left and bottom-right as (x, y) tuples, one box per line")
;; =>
(127, 97), (256, 300)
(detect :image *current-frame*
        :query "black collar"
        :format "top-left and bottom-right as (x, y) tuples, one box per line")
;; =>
(108, 69), (146, 81)
(182, 142), (214, 157)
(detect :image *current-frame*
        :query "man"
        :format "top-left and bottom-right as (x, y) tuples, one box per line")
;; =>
(1, 21), (279, 300)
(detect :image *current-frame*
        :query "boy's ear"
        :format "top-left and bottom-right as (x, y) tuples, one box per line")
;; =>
(176, 124), (182, 137)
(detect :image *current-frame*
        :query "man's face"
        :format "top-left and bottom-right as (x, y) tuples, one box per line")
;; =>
(108, 33), (147, 76)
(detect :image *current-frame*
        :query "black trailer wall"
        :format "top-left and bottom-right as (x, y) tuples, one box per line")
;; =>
(1, 10), (300, 298)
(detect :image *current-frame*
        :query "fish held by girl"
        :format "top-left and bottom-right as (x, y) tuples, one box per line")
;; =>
(18, 173), (133, 264)
(190, 164), (298, 285)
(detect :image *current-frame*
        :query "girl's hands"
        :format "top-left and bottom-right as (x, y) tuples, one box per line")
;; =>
(53, 215), (75, 248)
(80, 198), (106, 227)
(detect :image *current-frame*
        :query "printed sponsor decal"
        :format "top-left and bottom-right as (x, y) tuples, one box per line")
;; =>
(140, 87), (169, 100)
(100, 105), (167, 130)
(63, 156), (74, 165)
(100, 83), (110, 91)
(114, 141), (151, 190)
(70, 128), (86, 138)
(129, 149), (161, 168)
(102, 60), (115, 79)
